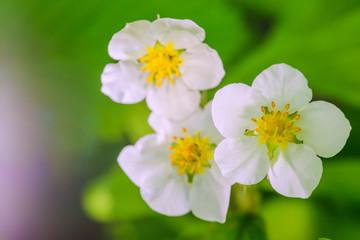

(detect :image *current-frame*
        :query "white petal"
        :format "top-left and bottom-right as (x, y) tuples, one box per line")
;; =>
(212, 83), (260, 138)
(252, 63), (312, 113)
(146, 79), (201, 121)
(101, 61), (147, 104)
(185, 101), (223, 144)
(118, 134), (170, 188)
(214, 137), (270, 185)
(209, 160), (233, 185)
(189, 168), (231, 223)
(140, 176), (190, 216)
(296, 101), (351, 158)
(148, 101), (223, 144)
(108, 20), (156, 60)
(148, 111), (179, 138)
(151, 18), (205, 49)
(179, 43), (225, 90)
(268, 144), (323, 198)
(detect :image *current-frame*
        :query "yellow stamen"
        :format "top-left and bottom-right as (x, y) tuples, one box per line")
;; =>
(169, 129), (214, 183)
(139, 42), (183, 87)
(156, 79), (162, 87)
(250, 102), (301, 157)
(271, 101), (276, 109)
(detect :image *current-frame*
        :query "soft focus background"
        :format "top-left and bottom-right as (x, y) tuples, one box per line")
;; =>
(1, 0), (360, 239)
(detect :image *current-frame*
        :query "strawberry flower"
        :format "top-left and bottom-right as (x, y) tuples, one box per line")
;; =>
(101, 18), (225, 120)
(212, 63), (351, 198)
(118, 102), (230, 222)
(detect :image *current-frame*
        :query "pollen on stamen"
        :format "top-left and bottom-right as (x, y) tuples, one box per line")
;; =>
(271, 101), (276, 109)
(156, 80), (162, 87)
(169, 146), (173, 150)
(261, 106), (266, 113)
(139, 42), (183, 87)
(250, 102), (303, 153)
(169, 130), (214, 182)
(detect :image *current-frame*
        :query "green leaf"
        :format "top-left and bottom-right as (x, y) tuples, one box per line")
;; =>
(224, 4), (360, 109)
(261, 198), (315, 240)
(205, 214), (267, 240)
(82, 166), (153, 222)
(314, 157), (360, 204)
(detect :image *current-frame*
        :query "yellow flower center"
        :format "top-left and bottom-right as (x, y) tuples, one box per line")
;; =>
(249, 102), (302, 158)
(139, 42), (183, 87)
(169, 128), (215, 183)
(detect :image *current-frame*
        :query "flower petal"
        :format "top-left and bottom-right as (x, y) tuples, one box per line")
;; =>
(148, 101), (222, 144)
(140, 176), (190, 216)
(252, 63), (312, 112)
(118, 134), (170, 188)
(146, 79), (201, 121)
(296, 101), (351, 158)
(212, 83), (260, 138)
(214, 136), (269, 185)
(101, 61), (147, 104)
(268, 144), (323, 198)
(108, 20), (156, 60)
(189, 166), (231, 223)
(151, 18), (205, 49)
(185, 101), (223, 144)
(179, 43), (224, 91)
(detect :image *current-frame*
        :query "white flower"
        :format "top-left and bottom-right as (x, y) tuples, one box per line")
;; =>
(118, 102), (231, 222)
(101, 18), (225, 120)
(212, 63), (351, 198)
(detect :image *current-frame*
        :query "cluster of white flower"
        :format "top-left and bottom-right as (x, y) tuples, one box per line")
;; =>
(101, 18), (351, 223)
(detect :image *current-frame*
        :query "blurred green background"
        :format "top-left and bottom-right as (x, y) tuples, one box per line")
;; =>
(0, 0), (359, 239)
